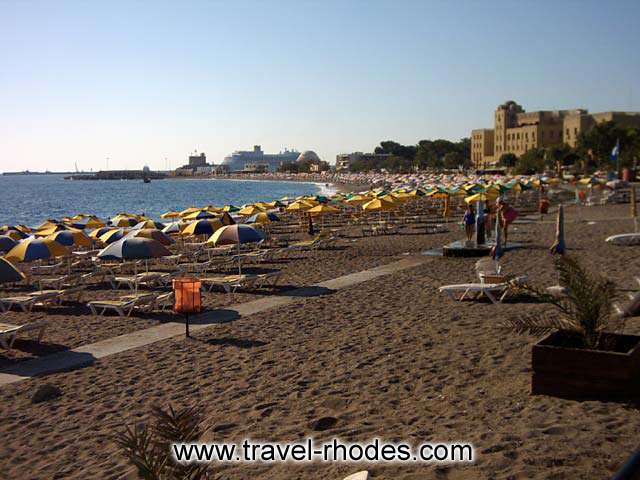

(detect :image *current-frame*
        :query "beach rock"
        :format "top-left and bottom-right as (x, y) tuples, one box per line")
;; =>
(311, 416), (338, 431)
(31, 384), (62, 404)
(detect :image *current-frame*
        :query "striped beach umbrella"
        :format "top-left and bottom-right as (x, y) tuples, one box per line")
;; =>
(35, 223), (71, 237)
(180, 219), (223, 237)
(0, 226), (29, 240)
(47, 230), (93, 248)
(182, 210), (218, 221)
(246, 212), (280, 224)
(126, 228), (175, 245)
(132, 220), (166, 230)
(97, 237), (171, 261)
(160, 211), (181, 219)
(162, 221), (188, 234)
(89, 227), (112, 239)
(0, 258), (25, 284)
(222, 205), (240, 213)
(109, 214), (139, 227)
(0, 235), (18, 253)
(207, 224), (265, 273)
(99, 228), (128, 245)
(4, 237), (69, 263)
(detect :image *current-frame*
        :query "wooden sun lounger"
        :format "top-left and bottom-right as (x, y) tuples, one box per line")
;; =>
(0, 320), (48, 349)
(87, 293), (157, 317)
(0, 291), (60, 313)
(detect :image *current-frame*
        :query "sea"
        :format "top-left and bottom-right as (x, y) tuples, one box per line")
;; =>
(0, 174), (332, 227)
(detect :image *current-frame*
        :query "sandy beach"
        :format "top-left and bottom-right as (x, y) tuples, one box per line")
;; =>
(1, 201), (639, 479)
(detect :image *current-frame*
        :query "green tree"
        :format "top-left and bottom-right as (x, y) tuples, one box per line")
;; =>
(498, 153), (518, 168)
(514, 148), (546, 174)
(443, 151), (465, 169)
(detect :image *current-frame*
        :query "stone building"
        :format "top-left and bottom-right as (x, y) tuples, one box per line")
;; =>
(471, 100), (640, 168)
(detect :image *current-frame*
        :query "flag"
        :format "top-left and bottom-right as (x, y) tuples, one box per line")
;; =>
(611, 139), (620, 163)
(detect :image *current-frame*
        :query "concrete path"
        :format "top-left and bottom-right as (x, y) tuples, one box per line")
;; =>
(0, 256), (426, 386)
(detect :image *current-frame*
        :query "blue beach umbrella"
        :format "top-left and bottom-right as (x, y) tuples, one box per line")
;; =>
(97, 237), (171, 261)
(4, 237), (69, 263)
(207, 224), (265, 274)
(0, 258), (25, 284)
(246, 212), (280, 224)
(0, 235), (18, 253)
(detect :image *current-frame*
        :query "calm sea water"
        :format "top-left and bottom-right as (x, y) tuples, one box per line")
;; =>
(0, 175), (326, 227)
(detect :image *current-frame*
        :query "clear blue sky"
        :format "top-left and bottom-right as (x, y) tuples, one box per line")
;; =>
(1, 0), (639, 172)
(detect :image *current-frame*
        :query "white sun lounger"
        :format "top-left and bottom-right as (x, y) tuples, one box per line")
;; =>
(87, 293), (157, 316)
(0, 291), (60, 312)
(438, 276), (527, 304)
(605, 233), (640, 246)
(200, 274), (258, 293)
(0, 320), (48, 349)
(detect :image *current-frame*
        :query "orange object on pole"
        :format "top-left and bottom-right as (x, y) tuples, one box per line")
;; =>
(173, 277), (202, 337)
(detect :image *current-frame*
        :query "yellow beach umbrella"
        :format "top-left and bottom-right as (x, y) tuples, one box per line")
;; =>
(35, 224), (72, 237)
(179, 207), (201, 217)
(345, 194), (369, 205)
(308, 204), (340, 215)
(47, 230), (93, 248)
(180, 219), (223, 236)
(237, 205), (266, 216)
(464, 192), (498, 204)
(362, 198), (396, 211)
(160, 211), (180, 219)
(286, 200), (313, 212)
(4, 237), (70, 263)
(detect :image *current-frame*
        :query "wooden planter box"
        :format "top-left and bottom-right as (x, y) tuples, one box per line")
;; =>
(531, 331), (640, 399)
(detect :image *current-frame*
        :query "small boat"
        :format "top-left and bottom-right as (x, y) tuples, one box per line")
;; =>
(143, 177), (151, 183)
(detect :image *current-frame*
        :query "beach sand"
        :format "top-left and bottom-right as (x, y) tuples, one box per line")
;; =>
(1, 202), (639, 479)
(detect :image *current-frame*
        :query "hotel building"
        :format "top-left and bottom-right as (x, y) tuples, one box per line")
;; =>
(471, 101), (640, 168)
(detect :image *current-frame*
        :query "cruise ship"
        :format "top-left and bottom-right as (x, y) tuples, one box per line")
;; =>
(222, 145), (300, 172)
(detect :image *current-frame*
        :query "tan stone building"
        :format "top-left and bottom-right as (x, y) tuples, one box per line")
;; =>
(471, 100), (640, 168)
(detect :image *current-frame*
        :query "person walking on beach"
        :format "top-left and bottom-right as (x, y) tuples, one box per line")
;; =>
(463, 203), (475, 242)
(496, 197), (518, 247)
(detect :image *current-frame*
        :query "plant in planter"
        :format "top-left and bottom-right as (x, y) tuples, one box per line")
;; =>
(115, 404), (210, 480)
(503, 255), (640, 399)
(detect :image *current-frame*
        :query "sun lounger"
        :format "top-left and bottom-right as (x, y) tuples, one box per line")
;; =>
(439, 276), (527, 304)
(0, 291), (60, 312)
(255, 270), (282, 288)
(112, 272), (163, 290)
(200, 274), (258, 293)
(615, 277), (640, 318)
(87, 293), (157, 316)
(153, 292), (175, 312)
(27, 286), (86, 304)
(0, 320), (48, 349)
(605, 233), (640, 246)
(38, 273), (82, 291)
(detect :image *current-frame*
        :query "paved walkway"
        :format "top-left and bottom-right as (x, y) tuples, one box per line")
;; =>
(0, 256), (426, 386)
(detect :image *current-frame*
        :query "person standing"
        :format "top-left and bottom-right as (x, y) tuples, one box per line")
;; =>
(463, 204), (475, 242)
(496, 197), (518, 247)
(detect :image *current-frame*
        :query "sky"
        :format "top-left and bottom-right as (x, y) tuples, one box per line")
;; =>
(1, 0), (639, 172)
